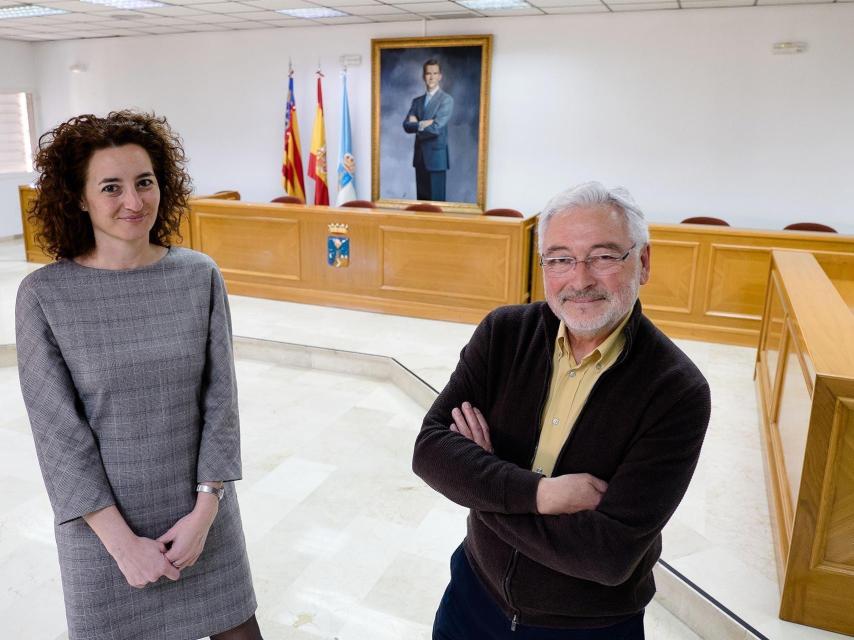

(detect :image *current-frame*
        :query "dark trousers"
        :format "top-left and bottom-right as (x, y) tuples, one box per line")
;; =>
(415, 165), (446, 202)
(433, 545), (645, 640)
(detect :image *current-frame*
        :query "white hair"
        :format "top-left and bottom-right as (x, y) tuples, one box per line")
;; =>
(537, 181), (649, 252)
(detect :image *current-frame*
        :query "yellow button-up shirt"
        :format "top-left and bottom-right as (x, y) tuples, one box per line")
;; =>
(531, 313), (630, 477)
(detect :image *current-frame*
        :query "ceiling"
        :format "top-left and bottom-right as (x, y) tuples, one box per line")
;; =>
(0, 0), (846, 42)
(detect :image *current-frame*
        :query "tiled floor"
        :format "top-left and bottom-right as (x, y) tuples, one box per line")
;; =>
(0, 238), (844, 639)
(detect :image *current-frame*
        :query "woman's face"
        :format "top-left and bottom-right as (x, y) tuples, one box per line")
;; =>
(80, 144), (160, 250)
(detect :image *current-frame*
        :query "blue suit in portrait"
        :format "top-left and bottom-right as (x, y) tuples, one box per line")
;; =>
(403, 88), (454, 202)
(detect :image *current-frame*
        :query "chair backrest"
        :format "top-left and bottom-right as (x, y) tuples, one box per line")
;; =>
(783, 222), (837, 233)
(271, 195), (305, 205)
(211, 190), (241, 200)
(484, 208), (524, 218)
(340, 200), (376, 209)
(680, 216), (730, 226)
(405, 203), (443, 213)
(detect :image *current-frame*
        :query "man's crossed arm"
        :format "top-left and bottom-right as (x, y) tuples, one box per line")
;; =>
(449, 401), (608, 516)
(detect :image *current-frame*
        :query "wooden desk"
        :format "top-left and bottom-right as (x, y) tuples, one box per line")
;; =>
(530, 223), (854, 346)
(189, 199), (536, 324)
(755, 250), (854, 635)
(18, 185), (238, 263)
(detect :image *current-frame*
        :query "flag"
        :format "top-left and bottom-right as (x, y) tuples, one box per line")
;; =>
(335, 72), (357, 206)
(308, 72), (329, 205)
(282, 67), (306, 201)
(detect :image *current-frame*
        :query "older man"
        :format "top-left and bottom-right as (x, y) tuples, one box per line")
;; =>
(413, 182), (710, 639)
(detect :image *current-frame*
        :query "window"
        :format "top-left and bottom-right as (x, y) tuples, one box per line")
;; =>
(0, 92), (36, 174)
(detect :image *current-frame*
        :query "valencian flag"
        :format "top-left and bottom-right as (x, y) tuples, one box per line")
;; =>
(308, 72), (329, 205)
(282, 66), (306, 201)
(335, 72), (356, 206)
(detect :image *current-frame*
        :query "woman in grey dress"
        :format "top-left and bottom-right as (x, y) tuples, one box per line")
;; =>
(16, 111), (263, 640)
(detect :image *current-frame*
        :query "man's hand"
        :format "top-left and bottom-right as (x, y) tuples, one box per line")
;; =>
(407, 115), (418, 123)
(112, 535), (180, 588)
(157, 496), (218, 571)
(536, 474), (608, 515)
(421, 119), (434, 127)
(449, 401), (493, 453)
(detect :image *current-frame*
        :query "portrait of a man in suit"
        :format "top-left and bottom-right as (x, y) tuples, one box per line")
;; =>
(403, 59), (455, 202)
(373, 36), (491, 211)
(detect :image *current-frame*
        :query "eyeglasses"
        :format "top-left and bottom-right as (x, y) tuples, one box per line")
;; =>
(539, 243), (637, 276)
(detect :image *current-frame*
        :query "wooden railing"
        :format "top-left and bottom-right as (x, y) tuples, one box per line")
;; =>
(755, 250), (854, 635)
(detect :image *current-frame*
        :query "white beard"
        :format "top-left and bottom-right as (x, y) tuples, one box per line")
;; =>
(548, 265), (640, 341)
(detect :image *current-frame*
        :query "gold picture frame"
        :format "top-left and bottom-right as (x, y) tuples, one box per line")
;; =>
(371, 35), (492, 214)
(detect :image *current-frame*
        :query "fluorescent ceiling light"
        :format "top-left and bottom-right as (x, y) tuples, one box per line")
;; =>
(0, 4), (68, 19)
(80, 0), (166, 8)
(276, 7), (349, 18)
(459, 0), (530, 8)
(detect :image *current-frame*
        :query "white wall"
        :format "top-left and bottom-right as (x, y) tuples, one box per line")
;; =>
(21, 5), (854, 234)
(0, 39), (37, 238)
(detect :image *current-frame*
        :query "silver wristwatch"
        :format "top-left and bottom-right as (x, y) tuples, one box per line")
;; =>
(196, 483), (225, 501)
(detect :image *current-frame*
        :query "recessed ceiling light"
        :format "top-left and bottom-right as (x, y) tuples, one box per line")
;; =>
(0, 4), (68, 19)
(276, 7), (349, 18)
(458, 0), (530, 9)
(80, 0), (166, 9)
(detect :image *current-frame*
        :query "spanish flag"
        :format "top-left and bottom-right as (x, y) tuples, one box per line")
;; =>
(308, 73), (329, 206)
(282, 69), (305, 201)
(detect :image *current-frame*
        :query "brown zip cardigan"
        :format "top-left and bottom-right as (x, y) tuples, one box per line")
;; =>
(413, 300), (711, 629)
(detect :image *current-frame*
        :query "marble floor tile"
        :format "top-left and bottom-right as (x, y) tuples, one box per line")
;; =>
(645, 600), (703, 640)
(670, 547), (782, 629)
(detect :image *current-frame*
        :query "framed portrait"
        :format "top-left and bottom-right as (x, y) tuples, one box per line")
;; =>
(372, 35), (492, 214)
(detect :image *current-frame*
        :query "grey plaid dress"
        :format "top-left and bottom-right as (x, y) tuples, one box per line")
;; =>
(15, 247), (256, 640)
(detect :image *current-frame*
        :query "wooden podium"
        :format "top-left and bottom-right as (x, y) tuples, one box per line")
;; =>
(755, 250), (854, 635)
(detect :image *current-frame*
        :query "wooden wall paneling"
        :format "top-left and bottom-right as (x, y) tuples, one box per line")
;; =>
(379, 225), (511, 303)
(760, 334), (794, 582)
(530, 225), (544, 303)
(193, 210), (301, 285)
(781, 376), (854, 636)
(643, 239), (699, 313)
(175, 213), (192, 248)
(520, 222), (536, 303)
(813, 394), (854, 569)
(704, 244), (771, 320)
(774, 331), (813, 517)
(19, 185), (49, 263)
(647, 228), (854, 347)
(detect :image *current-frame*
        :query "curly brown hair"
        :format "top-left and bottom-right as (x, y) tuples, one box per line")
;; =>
(30, 110), (193, 260)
